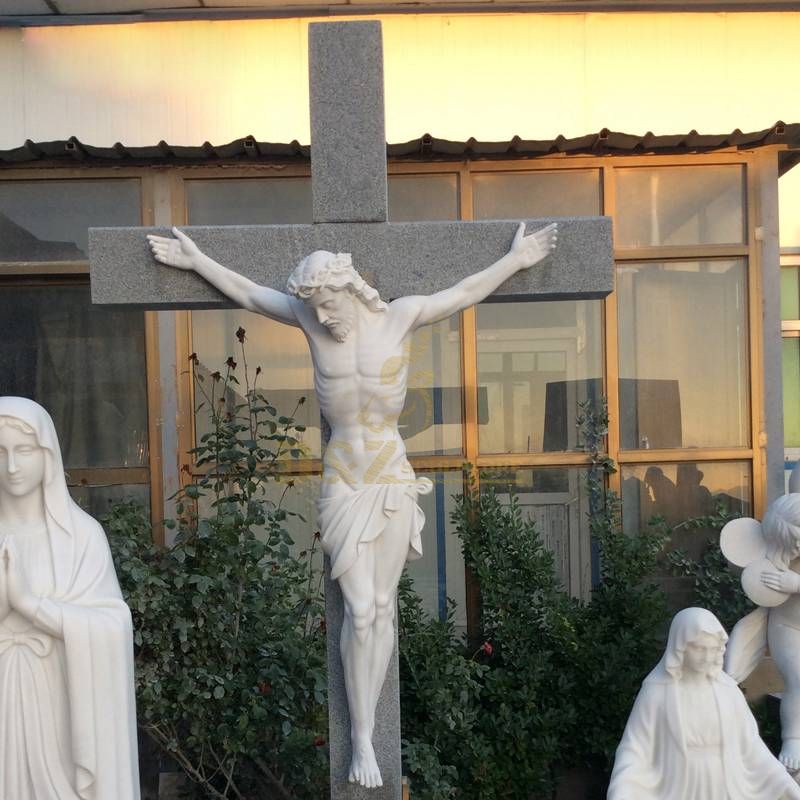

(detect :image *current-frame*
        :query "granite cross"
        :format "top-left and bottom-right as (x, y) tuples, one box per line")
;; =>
(90, 20), (613, 800)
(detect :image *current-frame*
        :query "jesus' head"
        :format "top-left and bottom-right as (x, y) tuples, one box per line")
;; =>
(286, 250), (387, 342)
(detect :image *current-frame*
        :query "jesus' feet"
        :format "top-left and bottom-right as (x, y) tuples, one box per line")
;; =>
(348, 739), (382, 788)
(781, 738), (800, 773)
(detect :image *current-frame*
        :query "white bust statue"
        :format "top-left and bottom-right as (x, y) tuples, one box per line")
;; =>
(0, 396), (140, 800)
(148, 222), (557, 788)
(608, 607), (800, 800)
(721, 493), (800, 771)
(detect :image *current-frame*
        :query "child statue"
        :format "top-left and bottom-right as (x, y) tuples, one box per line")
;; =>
(0, 396), (140, 800)
(721, 493), (800, 771)
(608, 607), (800, 800)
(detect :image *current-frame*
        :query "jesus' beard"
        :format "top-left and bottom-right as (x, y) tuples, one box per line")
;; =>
(325, 313), (355, 342)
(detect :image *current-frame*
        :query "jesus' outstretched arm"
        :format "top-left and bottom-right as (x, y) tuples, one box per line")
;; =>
(148, 227), (299, 326)
(396, 221), (557, 329)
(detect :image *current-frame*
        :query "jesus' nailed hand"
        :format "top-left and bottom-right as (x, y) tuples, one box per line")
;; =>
(148, 221), (557, 789)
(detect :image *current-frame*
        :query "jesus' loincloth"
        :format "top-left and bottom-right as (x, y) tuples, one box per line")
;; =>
(317, 478), (434, 580)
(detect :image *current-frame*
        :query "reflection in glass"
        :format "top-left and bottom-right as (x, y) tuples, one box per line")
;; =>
(405, 471), (466, 634)
(0, 285), (148, 469)
(477, 300), (603, 453)
(402, 317), (463, 457)
(192, 310), (321, 458)
(615, 165), (745, 248)
(187, 178), (312, 225)
(621, 461), (751, 544)
(388, 174), (458, 221)
(188, 178), (317, 455)
(481, 467), (592, 599)
(70, 484), (150, 521)
(386, 174), (463, 454)
(784, 339), (800, 448)
(617, 260), (749, 449)
(0, 180), (141, 261)
(473, 170), (601, 220)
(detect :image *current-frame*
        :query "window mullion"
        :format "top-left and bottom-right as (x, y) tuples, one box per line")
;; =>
(602, 164), (622, 496)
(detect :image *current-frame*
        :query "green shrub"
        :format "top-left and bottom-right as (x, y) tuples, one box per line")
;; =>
(667, 503), (751, 631)
(106, 335), (328, 800)
(399, 402), (671, 799)
(108, 362), (678, 800)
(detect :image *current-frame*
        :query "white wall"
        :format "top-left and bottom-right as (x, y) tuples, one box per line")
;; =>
(1, 12), (800, 149)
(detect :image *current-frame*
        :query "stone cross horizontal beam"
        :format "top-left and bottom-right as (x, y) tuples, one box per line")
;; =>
(89, 217), (612, 309)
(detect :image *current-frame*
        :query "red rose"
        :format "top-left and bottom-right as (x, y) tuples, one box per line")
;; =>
(480, 641), (493, 656)
(258, 681), (272, 696)
(313, 736), (326, 748)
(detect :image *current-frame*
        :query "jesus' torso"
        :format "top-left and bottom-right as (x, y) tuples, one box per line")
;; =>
(293, 298), (417, 499)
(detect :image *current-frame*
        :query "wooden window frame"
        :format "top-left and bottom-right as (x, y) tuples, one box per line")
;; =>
(0, 169), (164, 537)
(0, 149), (776, 617)
(173, 151), (767, 623)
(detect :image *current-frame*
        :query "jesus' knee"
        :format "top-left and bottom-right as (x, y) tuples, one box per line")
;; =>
(374, 592), (395, 634)
(346, 600), (376, 645)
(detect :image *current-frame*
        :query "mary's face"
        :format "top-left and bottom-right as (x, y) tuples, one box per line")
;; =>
(0, 425), (45, 499)
(683, 631), (725, 678)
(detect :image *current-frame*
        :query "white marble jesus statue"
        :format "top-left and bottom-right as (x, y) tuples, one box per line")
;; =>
(148, 221), (557, 788)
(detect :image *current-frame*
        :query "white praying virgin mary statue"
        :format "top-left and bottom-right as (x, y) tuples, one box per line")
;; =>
(0, 396), (140, 800)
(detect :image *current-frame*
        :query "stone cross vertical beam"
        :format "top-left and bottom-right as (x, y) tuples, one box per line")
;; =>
(310, 25), (401, 799)
(89, 19), (614, 800)
(310, 22), (388, 225)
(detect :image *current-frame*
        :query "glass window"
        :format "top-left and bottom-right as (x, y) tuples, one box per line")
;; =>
(621, 461), (751, 532)
(388, 174), (458, 221)
(480, 467), (593, 599)
(192, 311), (321, 459)
(617, 259), (749, 449)
(402, 318), (463, 457)
(0, 285), (149, 469)
(188, 177), (318, 455)
(615, 165), (745, 248)
(473, 170), (601, 220)
(784, 338), (800, 448)
(186, 178), (312, 225)
(476, 300), (603, 453)
(388, 174), (463, 455)
(70, 484), (150, 521)
(190, 175), (465, 459)
(0, 180), (141, 261)
(405, 471), (466, 634)
(782, 266), (800, 321)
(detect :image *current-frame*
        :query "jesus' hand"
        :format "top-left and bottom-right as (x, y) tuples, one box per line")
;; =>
(148, 227), (204, 271)
(507, 221), (558, 271)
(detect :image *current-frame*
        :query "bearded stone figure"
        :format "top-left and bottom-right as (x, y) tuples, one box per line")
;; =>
(0, 396), (140, 800)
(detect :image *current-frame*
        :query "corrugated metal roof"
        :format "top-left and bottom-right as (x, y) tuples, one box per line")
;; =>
(5, 1), (800, 26)
(3, 123), (799, 173)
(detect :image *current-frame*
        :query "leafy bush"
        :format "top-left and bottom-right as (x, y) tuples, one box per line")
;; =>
(399, 402), (671, 799)
(107, 357), (683, 800)
(667, 503), (751, 631)
(106, 334), (328, 800)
